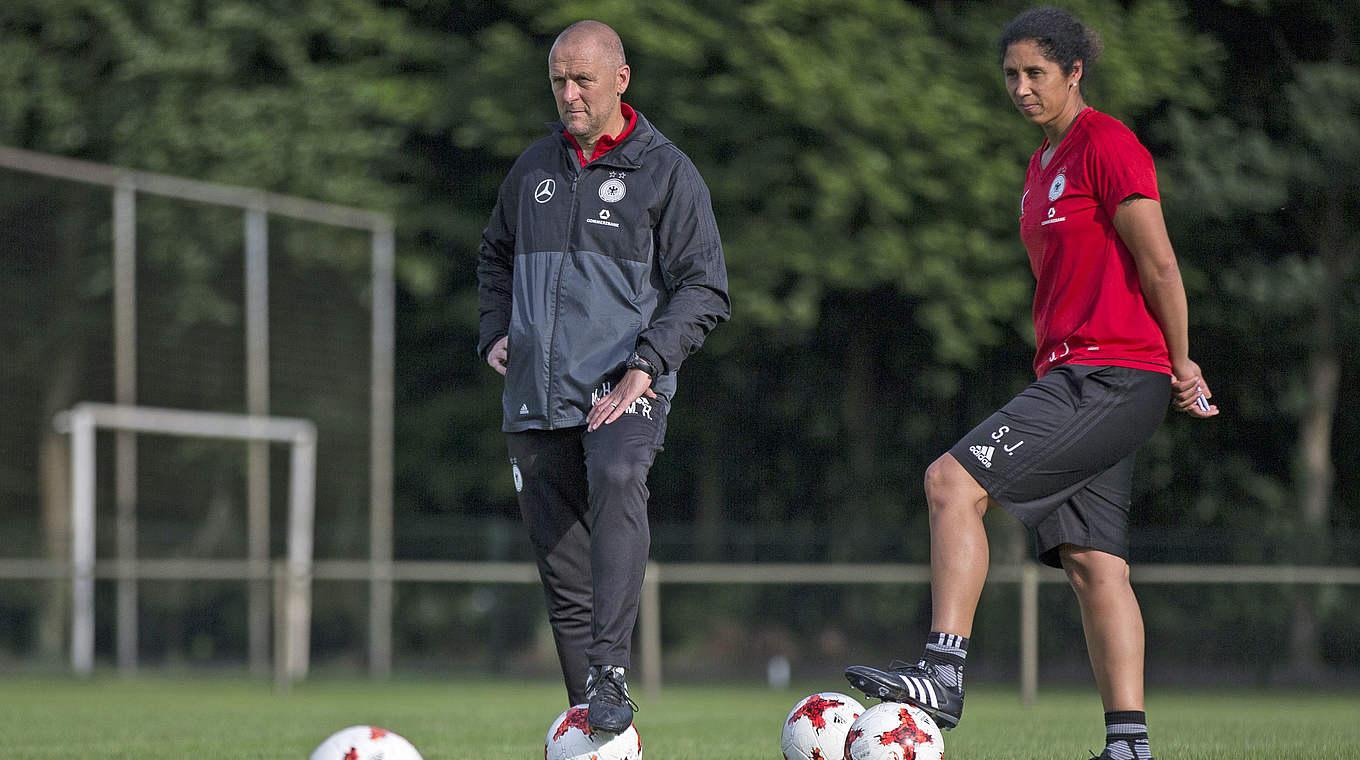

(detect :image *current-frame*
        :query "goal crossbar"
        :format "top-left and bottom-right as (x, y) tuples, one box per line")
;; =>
(54, 402), (317, 685)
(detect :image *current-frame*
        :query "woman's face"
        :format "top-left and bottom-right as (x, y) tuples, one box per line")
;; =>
(1002, 39), (1082, 130)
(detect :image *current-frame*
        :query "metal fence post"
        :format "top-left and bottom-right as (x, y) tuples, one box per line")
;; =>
(641, 561), (662, 699)
(245, 203), (272, 677)
(68, 408), (96, 677)
(286, 428), (317, 682)
(113, 179), (139, 673)
(369, 223), (396, 680)
(273, 560), (290, 694)
(1020, 562), (1039, 706)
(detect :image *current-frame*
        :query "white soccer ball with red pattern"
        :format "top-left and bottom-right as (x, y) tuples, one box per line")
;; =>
(844, 702), (943, 760)
(308, 725), (423, 760)
(781, 691), (865, 760)
(545, 704), (642, 760)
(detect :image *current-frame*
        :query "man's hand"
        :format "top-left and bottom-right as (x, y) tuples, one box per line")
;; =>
(486, 335), (509, 376)
(1171, 358), (1218, 418)
(587, 369), (658, 432)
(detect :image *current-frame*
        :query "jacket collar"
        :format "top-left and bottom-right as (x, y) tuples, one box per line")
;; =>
(548, 107), (661, 170)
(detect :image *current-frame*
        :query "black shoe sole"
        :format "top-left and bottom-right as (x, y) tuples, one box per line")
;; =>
(586, 717), (632, 734)
(844, 667), (961, 731)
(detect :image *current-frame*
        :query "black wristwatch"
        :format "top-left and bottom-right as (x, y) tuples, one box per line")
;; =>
(624, 351), (659, 378)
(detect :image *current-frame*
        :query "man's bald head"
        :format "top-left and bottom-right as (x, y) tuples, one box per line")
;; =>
(550, 20), (627, 70)
(547, 20), (631, 152)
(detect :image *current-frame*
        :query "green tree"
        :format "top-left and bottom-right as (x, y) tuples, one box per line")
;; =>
(433, 0), (1216, 550)
(413, 0), (1245, 669)
(1159, 0), (1360, 677)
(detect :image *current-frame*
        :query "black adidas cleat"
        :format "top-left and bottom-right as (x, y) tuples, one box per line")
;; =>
(844, 660), (964, 730)
(1090, 741), (1154, 760)
(585, 665), (638, 733)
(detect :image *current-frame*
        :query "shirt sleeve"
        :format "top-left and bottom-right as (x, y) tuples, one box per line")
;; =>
(1090, 122), (1160, 220)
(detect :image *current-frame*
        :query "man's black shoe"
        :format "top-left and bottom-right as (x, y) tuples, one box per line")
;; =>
(585, 665), (637, 733)
(844, 660), (964, 730)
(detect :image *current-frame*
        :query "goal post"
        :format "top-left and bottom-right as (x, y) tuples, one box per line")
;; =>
(54, 402), (316, 684)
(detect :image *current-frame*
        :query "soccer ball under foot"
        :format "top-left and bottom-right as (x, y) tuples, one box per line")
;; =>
(545, 704), (642, 760)
(844, 702), (943, 760)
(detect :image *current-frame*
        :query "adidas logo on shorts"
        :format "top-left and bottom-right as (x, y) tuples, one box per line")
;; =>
(970, 445), (994, 469)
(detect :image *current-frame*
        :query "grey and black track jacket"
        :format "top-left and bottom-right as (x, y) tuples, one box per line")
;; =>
(477, 109), (730, 432)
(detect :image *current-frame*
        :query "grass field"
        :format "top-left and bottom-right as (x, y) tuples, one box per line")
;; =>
(5, 675), (1359, 758)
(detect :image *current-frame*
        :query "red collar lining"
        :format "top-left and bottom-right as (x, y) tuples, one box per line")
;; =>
(563, 103), (637, 166)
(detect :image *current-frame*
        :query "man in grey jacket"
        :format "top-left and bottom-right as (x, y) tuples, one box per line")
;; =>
(476, 19), (729, 733)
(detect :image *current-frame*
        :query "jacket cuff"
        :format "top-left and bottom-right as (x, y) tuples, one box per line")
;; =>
(634, 342), (665, 375)
(478, 332), (507, 361)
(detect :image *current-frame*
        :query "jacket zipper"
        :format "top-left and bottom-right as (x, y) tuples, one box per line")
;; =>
(544, 160), (582, 430)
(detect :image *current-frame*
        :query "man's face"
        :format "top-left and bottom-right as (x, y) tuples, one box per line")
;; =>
(549, 39), (629, 145)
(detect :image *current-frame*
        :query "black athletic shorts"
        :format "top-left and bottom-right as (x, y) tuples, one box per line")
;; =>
(948, 364), (1171, 568)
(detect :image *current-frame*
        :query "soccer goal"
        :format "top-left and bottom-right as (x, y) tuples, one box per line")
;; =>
(54, 403), (316, 686)
(1, 144), (395, 679)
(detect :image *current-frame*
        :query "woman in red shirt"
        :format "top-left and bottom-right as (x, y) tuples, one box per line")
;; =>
(845, 8), (1217, 760)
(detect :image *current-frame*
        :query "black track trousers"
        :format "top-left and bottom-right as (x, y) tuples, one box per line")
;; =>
(506, 399), (667, 705)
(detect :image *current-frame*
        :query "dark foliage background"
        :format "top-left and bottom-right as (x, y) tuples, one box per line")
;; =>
(1, 0), (1356, 683)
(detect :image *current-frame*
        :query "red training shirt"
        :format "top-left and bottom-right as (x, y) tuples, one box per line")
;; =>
(1020, 108), (1171, 378)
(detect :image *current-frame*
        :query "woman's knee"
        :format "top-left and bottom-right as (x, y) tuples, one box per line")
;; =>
(1061, 546), (1130, 594)
(924, 454), (987, 517)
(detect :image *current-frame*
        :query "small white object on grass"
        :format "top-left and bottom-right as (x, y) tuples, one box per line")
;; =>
(767, 654), (792, 689)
